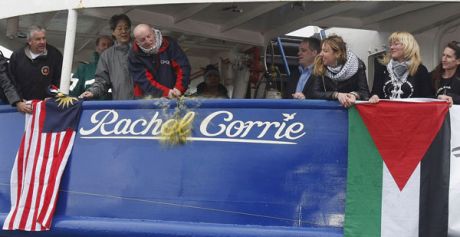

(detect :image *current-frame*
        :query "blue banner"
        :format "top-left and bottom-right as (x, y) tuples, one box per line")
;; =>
(0, 99), (347, 236)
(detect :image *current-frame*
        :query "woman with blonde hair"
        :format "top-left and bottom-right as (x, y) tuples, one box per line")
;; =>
(369, 32), (433, 103)
(311, 35), (369, 107)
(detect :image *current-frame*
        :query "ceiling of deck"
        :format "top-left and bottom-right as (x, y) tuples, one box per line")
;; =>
(0, 1), (460, 59)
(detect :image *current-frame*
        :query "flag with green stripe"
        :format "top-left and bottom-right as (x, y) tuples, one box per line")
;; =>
(345, 101), (450, 237)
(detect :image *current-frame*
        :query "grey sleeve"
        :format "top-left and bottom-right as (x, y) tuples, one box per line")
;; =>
(0, 59), (20, 105)
(87, 54), (111, 99)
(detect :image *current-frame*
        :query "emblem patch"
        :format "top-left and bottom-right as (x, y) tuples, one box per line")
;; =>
(41, 66), (50, 76)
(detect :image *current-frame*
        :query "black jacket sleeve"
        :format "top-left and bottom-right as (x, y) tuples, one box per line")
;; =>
(448, 76), (460, 104)
(311, 75), (335, 100)
(0, 54), (21, 105)
(49, 46), (63, 88)
(283, 70), (299, 99)
(354, 63), (370, 100)
(415, 65), (435, 98)
(371, 61), (387, 98)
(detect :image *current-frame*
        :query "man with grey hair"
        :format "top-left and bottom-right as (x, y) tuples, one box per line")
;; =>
(8, 25), (63, 113)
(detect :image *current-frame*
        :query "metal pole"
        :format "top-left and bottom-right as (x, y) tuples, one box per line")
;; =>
(276, 37), (290, 77)
(60, 8), (77, 94)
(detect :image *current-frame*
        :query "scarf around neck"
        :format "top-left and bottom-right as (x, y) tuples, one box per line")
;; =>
(389, 59), (410, 82)
(325, 49), (359, 82)
(386, 59), (411, 99)
(139, 28), (163, 55)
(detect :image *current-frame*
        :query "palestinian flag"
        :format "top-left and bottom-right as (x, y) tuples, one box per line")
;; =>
(344, 101), (460, 237)
(449, 106), (460, 236)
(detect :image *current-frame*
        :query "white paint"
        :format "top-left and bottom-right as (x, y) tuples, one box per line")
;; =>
(286, 26), (320, 38)
(381, 163), (420, 237)
(449, 105), (460, 237)
(80, 136), (297, 145)
(60, 9), (78, 94)
(0, 45), (12, 58)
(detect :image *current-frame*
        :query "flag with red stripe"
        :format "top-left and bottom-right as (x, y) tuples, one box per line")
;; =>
(345, 101), (455, 237)
(2, 97), (82, 231)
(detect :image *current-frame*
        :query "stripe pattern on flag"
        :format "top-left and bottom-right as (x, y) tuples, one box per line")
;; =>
(2, 97), (82, 231)
(345, 101), (451, 237)
(449, 106), (460, 236)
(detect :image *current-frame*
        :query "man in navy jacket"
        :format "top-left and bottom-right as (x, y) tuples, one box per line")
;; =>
(128, 24), (191, 98)
(284, 37), (320, 99)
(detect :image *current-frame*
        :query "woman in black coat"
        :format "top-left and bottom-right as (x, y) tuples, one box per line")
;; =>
(431, 41), (460, 106)
(311, 35), (370, 108)
(369, 32), (434, 103)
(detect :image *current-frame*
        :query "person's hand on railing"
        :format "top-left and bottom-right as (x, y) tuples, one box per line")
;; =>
(16, 100), (32, 114)
(438, 94), (453, 107)
(368, 94), (380, 104)
(79, 91), (94, 99)
(292, 92), (306, 100)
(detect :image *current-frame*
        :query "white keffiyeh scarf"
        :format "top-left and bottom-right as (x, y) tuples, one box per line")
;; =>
(386, 59), (411, 99)
(325, 49), (359, 81)
(139, 28), (163, 55)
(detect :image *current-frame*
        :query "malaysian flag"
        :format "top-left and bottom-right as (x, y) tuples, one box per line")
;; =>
(3, 96), (82, 231)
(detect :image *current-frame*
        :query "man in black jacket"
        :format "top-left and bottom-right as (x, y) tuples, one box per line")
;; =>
(8, 25), (63, 113)
(284, 37), (320, 99)
(0, 51), (19, 105)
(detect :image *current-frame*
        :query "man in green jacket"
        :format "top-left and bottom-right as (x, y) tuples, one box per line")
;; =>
(70, 35), (113, 99)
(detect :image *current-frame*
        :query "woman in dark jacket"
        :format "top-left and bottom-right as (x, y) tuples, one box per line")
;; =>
(369, 32), (433, 103)
(431, 41), (460, 106)
(311, 35), (370, 108)
(195, 64), (229, 98)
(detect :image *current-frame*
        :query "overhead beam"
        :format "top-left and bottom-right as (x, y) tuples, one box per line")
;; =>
(412, 11), (460, 35)
(39, 12), (58, 28)
(375, 3), (460, 33)
(180, 42), (237, 51)
(362, 2), (442, 26)
(79, 7), (126, 21)
(25, 28), (96, 39)
(263, 2), (363, 43)
(128, 8), (265, 46)
(317, 17), (363, 30)
(174, 3), (211, 24)
(76, 18), (110, 52)
(220, 2), (286, 33)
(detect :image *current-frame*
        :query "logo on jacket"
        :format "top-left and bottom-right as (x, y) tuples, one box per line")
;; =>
(160, 60), (170, 65)
(41, 66), (50, 76)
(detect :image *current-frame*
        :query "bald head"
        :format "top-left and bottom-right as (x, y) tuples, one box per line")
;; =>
(133, 24), (156, 50)
(133, 24), (153, 38)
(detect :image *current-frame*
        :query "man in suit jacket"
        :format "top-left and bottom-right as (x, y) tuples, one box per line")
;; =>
(284, 37), (320, 99)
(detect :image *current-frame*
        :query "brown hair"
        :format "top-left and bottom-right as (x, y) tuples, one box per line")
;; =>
(313, 35), (347, 76)
(432, 41), (460, 90)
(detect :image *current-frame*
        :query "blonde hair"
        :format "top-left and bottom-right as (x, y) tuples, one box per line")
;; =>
(313, 35), (347, 76)
(380, 32), (421, 76)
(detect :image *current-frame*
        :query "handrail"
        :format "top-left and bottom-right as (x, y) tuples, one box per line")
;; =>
(276, 37), (291, 78)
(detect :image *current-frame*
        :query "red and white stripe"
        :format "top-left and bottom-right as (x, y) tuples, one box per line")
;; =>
(3, 101), (76, 231)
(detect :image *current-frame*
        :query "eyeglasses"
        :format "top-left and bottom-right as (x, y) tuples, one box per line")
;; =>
(389, 41), (403, 47)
